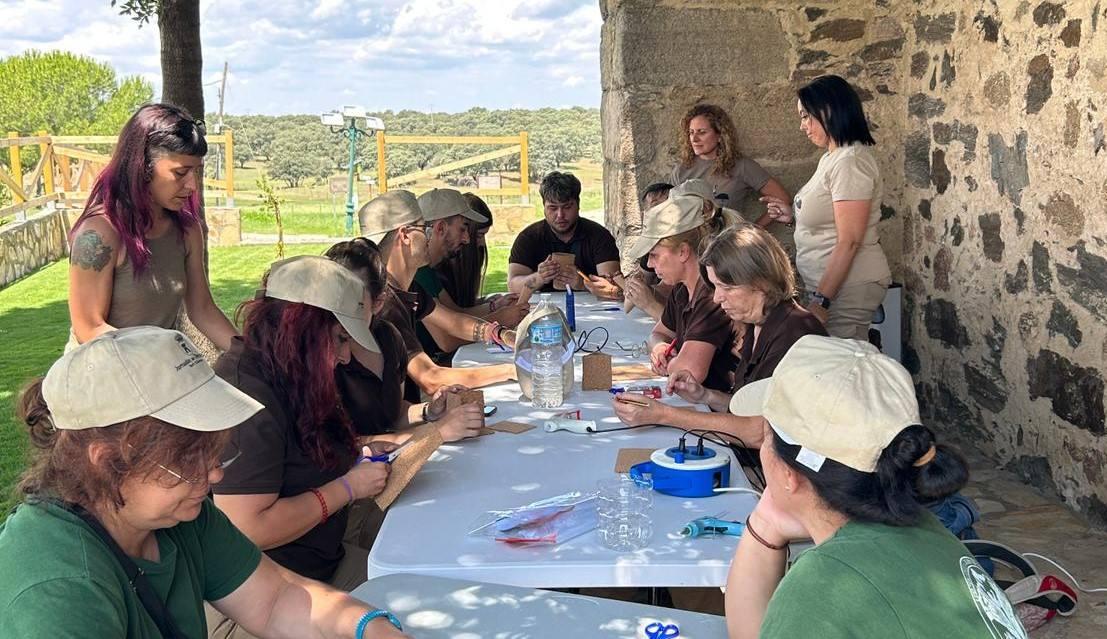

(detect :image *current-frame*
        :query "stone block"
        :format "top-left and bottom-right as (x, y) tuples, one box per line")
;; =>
(1056, 241), (1107, 322)
(1040, 191), (1084, 237)
(1031, 241), (1052, 292)
(923, 297), (971, 349)
(904, 129), (931, 188)
(984, 72), (1010, 108)
(810, 18), (866, 42)
(1060, 19), (1082, 47)
(931, 149), (950, 194)
(973, 12), (1000, 42)
(1025, 54), (1054, 115)
(1032, 2), (1066, 26)
(914, 13), (957, 43)
(1047, 300), (1082, 348)
(987, 131), (1029, 205)
(910, 52), (930, 78)
(1026, 349), (1105, 435)
(977, 213), (1004, 262)
(205, 207), (241, 247)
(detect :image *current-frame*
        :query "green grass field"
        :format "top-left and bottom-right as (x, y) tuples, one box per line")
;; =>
(0, 244), (511, 517)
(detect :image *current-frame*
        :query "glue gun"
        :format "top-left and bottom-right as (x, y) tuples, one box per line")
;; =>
(680, 516), (745, 538)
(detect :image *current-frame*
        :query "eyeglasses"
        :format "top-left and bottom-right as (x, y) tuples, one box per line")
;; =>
(192, 118), (207, 136)
(130, 442), (241, 486)
(615, 340), (649, 358)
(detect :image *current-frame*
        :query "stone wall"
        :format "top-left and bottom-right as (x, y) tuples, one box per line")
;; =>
(207, 207), (242, 247)
(602, 0), (1107, 524)
(0, 209), (69, 288)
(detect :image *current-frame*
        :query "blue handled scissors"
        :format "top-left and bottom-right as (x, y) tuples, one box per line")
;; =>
(645, 622), (679, 638)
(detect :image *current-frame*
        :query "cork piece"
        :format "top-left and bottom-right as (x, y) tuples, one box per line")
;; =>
(552, 252), (576, 290)
(614, 448), (656, 473)
(582, 351), (613, 391)
(476, 426), (496, 437)
(487, 420), (535, 434)
(459, 389), (485, 406)
(374, 429), (444, 510)
(445, 393), (462, 411)
(612, 363), (657, 382)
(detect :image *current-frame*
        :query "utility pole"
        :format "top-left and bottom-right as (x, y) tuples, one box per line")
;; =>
(213, 61), (228, 184)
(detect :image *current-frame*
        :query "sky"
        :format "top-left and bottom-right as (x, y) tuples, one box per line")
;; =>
(0, 0), (602, 115)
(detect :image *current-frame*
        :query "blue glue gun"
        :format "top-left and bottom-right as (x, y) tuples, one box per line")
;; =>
(680, 516), (745, 538)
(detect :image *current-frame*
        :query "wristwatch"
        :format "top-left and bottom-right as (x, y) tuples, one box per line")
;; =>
(811, 292), (832, 309)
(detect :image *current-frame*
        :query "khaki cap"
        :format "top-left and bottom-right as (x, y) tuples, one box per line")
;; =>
(729, 335), (921, 473)
(42, 327), (263, 431)
(265, 255), (380, 353)
(625, 195), (706, 260)
(417, 188), (489, 224)
(671, 179), (716, 206)
(358, 190), (423, 242)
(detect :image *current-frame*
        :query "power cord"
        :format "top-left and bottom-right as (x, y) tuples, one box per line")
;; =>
(574, 326), (610, 354)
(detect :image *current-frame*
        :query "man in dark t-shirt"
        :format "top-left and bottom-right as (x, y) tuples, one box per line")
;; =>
(507, 171), (623, 298)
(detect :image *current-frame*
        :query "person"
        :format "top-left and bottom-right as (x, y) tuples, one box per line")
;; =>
(641, 181), (673, 210)
(761, 75), (892, 340)
(622, 182), (676, 320)
(325, 237), (485, 443)
(411, 189), (528, 363)
(724, 335), (1026, 639)
(0, 327), (409, 639)
(507, 171), (623, 299)
(622, 195), (735, 391)
(613, 225), (825, 446)
(359, 190), (516, 404)
(671, 178), (747, 230)
(66, 103), (237, 351)
(211, 256), (394, 597)
(670, 103), (794, 257)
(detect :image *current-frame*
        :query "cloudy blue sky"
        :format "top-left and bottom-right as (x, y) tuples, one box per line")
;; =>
(0, 0), (602, 115)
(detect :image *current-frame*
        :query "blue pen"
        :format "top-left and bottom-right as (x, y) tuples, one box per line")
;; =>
(358, 454), (390, 464)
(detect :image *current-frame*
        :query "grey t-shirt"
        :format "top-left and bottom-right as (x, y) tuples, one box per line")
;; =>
(793, 144), (891, 289)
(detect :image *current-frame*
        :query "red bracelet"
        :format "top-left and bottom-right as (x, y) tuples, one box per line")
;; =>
(309, 488), (329, 524)
(745, 516), (787, 551)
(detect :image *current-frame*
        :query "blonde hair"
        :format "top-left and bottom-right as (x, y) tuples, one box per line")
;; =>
(656, 225), (710, 256)
(679, 104), (742, 178)
(699, 225), (796, 308)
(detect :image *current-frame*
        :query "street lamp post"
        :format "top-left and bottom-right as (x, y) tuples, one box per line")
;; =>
(321, 106), (385, 233)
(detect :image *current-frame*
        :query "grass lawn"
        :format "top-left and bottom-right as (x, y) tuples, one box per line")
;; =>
(0, 244), (511, 517)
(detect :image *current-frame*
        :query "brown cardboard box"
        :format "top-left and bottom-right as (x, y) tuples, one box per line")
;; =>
(582, 351), (613, 391)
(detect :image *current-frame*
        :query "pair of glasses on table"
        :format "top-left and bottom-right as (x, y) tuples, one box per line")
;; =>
(615, 339), (649, 358)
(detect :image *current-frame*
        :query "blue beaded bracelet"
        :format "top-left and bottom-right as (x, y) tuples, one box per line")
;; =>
(356, 609), (402, 637)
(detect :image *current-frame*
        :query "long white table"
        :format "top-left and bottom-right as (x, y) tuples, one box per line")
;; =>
(351, 573), (728, 638)
(367, 293), (759, 588)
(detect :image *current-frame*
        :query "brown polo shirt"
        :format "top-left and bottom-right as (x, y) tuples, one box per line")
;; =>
(733, 299), (828, 392)
(377, 276), (437, 402)
(660, 279), (737, 392)
(508, 217), (620, 292)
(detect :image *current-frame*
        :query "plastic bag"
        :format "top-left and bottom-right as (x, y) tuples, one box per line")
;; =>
(469, 492), (598, 545)
(514, 300), (575, 399)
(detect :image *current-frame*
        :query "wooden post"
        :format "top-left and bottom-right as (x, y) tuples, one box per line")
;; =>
(224, 127), (235, 206)
(519, 131), (529, 203)
(57, 153), (72, 192)
(376, 131), (387, 193)
(37, 130), (54, 195)
(7, 132), (24, 204)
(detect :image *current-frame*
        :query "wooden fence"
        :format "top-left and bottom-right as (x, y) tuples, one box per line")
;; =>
(375, 131), (529, 201)
(0, 129), (235, 223)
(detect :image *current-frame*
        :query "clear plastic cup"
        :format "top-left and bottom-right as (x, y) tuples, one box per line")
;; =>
(595, 475), (653, 551)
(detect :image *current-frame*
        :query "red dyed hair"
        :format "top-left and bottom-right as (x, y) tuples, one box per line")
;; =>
(71, 103), (207, 275)
(237, 297), (357, 469)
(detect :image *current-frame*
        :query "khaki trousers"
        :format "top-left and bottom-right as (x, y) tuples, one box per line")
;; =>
(812, 279), (890, 341)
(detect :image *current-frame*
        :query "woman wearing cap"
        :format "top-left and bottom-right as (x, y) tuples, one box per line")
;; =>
(210, 256), (394, 602)
(66, 103), (237, 351)
(0, 327), (409, 639)
(325, 237), (485, 443)
(622, 195), (736, 392)
(614, 226), (825, 447)
(671, 104), (793, 249)
(760, 75), (892, 340)
(724, 335), (1026, 639)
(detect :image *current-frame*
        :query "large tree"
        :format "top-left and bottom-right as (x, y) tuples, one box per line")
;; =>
(113, 0), (204, 120)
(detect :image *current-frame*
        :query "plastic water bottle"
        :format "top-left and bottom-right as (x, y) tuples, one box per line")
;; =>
(565, 286), (576, 332)
(531, 294), (565, 408)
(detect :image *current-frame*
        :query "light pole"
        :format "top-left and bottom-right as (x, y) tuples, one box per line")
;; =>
(321, 106), (385, 233)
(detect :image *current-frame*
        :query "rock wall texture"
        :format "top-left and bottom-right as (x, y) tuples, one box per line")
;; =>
(601, 0), (1107, 525)
(0, 210), (69, 288)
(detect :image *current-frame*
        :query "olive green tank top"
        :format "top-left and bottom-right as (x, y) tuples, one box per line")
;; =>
(107, 229), (188, 329)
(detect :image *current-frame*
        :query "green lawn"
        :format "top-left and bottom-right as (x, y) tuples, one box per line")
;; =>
(0, 243), (510, 516)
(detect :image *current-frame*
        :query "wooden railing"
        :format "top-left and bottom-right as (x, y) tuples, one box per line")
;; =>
(375, 131), (529, 202)
(0, 129), (235, 223)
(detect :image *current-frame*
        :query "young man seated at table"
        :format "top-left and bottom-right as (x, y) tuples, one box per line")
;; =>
(507, 171), (624, 299)
(359, 189), (516, 402)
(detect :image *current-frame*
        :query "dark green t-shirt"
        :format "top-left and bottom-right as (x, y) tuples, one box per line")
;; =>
(412, 265), (445, 299)
(0, 498), (261, 638)
(760, 512), (1027, 639)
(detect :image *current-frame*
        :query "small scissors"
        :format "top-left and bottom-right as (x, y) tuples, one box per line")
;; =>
(644, 622), (679, 638)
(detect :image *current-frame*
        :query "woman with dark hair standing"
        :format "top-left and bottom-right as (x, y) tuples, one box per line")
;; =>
(210, 256), (393, 602)
(724, 336), (1025, 639)
(0, 327), (409, 639)
(671, 103), (794, 256)
(325, 237), (484, 443)
(762, 75), (892, 339)
(66, 103), (237, 350)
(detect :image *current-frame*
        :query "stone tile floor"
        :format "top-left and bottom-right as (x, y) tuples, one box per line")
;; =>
(584, 444), (1107, 636)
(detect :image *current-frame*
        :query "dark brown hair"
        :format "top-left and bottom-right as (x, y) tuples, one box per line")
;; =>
(678, 104), (742, 177)
(16, 378), (229, 511)
(324, 237), (388, 301)
(436, 192), (493, 307)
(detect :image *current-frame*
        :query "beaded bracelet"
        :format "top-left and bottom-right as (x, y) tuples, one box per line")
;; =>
(356, 609), (402, 637)
(309, 488), (329, 524)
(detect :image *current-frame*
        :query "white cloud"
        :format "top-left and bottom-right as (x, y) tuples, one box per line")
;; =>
(311, 0), (345, 20)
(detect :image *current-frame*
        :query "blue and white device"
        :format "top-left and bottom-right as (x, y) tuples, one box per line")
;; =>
(630, 445), (730, 498)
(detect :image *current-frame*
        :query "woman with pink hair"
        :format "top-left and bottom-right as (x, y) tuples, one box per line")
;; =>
(66, 103), (236, 350)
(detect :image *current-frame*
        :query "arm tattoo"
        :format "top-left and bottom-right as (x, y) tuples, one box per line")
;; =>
(473, 319), (490, 343)
(71, 230), (114, 272)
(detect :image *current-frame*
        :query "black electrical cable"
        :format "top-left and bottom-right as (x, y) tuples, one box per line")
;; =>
(574, 326), (610, 353)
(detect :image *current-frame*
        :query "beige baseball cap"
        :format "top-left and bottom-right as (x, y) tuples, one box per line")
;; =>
(358, 190), (423, 243)
(417, 188), (489, 224)
(265, 255), (380, 353)
(625, 195), (706, 260)
(42, 327), (263, 431)
(671, 179), (716, 206)
(729, 335), (921, 473)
